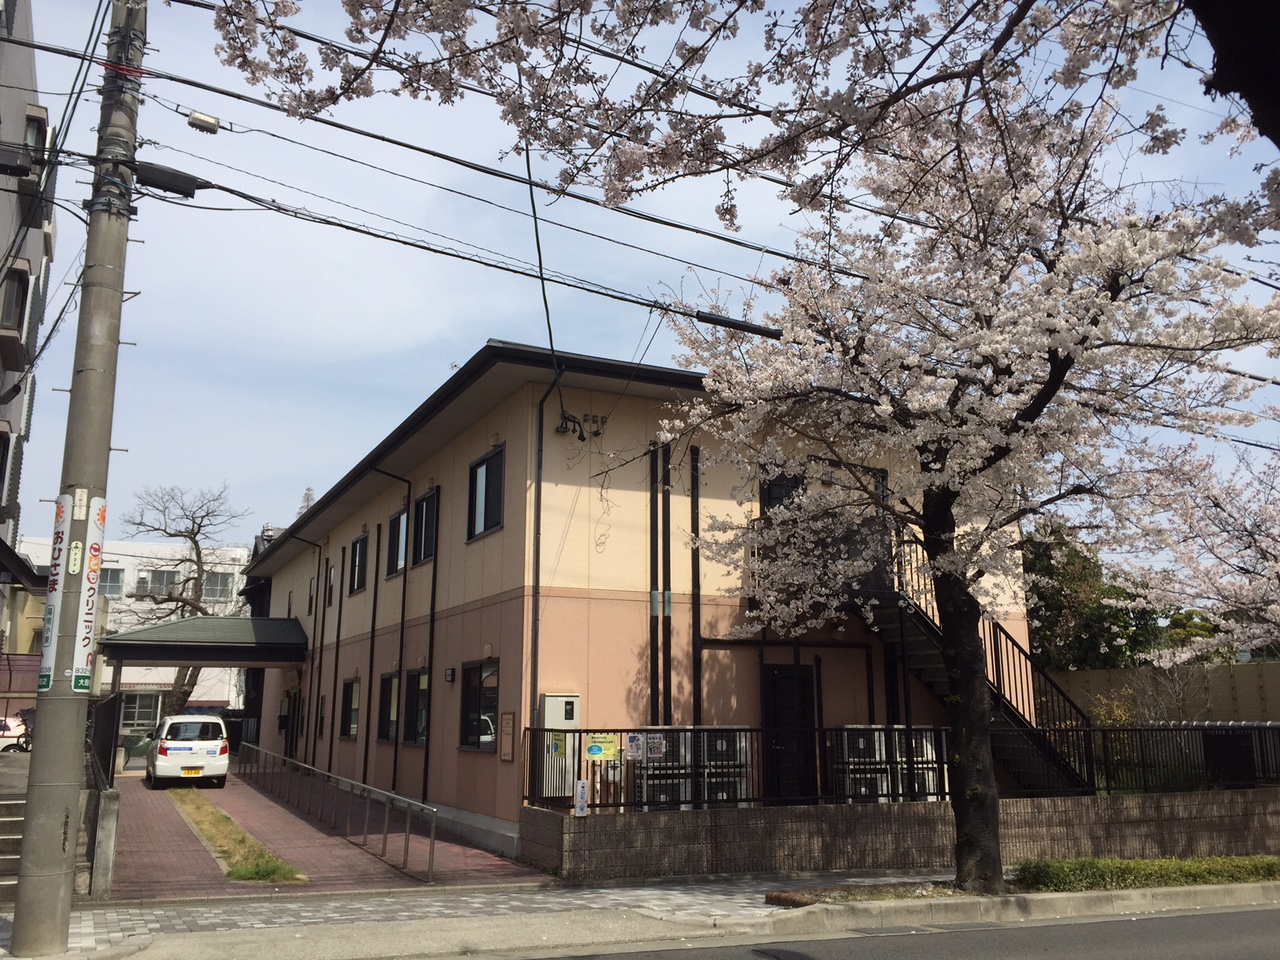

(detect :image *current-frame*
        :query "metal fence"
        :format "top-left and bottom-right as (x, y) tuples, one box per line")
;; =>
(525, 723), (1280, 810)
(237, 744), (438, 880)
(996, 723), (1280, 796)
(88, 694), (121, 788)
(524, 725), (950, 811)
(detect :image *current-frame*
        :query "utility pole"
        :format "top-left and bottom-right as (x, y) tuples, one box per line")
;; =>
(11, 1), (145, 954)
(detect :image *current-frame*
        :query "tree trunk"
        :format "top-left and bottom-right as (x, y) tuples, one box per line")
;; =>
(163, 665), (202, 716)
(923, 488), (1007, 894)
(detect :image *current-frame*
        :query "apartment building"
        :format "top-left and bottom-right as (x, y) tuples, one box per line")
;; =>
(241, 341), (1033, 855)
(0, 0), (55, 637)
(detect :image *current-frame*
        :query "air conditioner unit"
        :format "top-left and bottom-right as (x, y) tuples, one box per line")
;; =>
(638, 774), (692, 811)
(843, 770), (891, 803)
(695, 728), (748, 766)
(841, 728), (887, 763)
(897, 766), (944, 801)
(702, 773), (749, 806)
(892, 727), (939, 763)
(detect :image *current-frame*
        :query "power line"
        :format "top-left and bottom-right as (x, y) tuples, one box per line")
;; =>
(15, 33), (869, 284)
(146, 94), (772, 290)
(137, 173), (710, 322)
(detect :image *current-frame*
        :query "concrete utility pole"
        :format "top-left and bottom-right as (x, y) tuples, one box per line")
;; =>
(11, 1), (145, 954)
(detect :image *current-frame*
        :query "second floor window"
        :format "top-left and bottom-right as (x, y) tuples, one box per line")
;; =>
(349, 534), (368, 594)
(387, 509), (407, 576)
(99, 567), (124, 600)
(412, 489), (438, 564)
(136, 568), (181, 597)
(468, 447), (504, 540)
(203, 571), (234, 603)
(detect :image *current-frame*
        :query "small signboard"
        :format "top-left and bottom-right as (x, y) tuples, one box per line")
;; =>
(583, 733), (619, 761)
(499, 711), (515, 762)
(624, 733), (644, 761)
(573, 779), (589, 817)
(646, 733), (667, 760)
(73, 497), (107, 694)
(550, 731), (566, 757)
(38, 495), (74, 692)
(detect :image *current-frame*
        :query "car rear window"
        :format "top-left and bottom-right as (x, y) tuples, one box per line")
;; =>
(165, 722), (223, 741)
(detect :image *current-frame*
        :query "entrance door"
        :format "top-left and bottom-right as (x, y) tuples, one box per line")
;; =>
(284, 689), (301, 760)
(760, 664), (818, 801)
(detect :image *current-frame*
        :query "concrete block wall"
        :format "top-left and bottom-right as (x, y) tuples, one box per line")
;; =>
(520, 788), (1280, 881)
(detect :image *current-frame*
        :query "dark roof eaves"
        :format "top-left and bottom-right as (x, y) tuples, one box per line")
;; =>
(247, 341), (704, 573)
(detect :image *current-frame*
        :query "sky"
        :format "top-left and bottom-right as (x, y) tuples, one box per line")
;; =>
(26, 0), (799, 546)
(23, 1), (1280, 550)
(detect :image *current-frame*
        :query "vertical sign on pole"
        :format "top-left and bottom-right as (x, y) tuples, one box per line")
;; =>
(74, 498), (107, 693)
(37, 495), (74, 692)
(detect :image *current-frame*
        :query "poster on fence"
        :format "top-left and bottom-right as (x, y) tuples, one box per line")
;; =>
(646, 733), (668, 760)
(625, 733), (644, 761)
(583, 733), (619, 761)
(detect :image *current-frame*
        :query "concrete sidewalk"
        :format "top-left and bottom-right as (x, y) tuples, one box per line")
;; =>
(2, 766), (1278, 958)
(13, 875), (1280, 960)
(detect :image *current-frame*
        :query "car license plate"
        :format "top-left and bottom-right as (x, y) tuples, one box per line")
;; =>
(181, 767), (202, 777)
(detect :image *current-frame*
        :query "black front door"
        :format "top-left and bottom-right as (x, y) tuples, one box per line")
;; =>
(760, 664), (818, 801)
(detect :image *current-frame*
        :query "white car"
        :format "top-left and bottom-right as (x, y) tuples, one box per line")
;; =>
(145, 715), (229, 788)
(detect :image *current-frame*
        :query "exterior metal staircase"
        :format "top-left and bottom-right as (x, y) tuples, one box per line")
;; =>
(867, 540), (1096, 797)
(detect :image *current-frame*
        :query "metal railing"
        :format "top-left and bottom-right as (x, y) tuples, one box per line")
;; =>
(991, 723), (1280, 796)
(237, 744), (437, 880)
(526, 723), (1280, 809)
(524, 725), (950, 811)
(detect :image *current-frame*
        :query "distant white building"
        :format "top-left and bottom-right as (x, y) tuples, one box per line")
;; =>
(16, 536), (249, 731)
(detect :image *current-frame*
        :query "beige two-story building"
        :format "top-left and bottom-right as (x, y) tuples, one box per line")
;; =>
(243, 340), (1040, 856)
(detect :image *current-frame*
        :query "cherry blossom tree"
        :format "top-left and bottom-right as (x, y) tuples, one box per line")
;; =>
(1137, 448), (1280, 660)
(213, 1), (1280, 892)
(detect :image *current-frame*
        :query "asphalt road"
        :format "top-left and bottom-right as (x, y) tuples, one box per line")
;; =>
(569, 906), (1280, 960)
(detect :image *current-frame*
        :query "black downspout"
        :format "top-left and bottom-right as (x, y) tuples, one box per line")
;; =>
(316, 558), (331, 767)
(691, 446), (702, 726)
(420, 483), (442, 803)
(661, 443), (673, 726)
(362, 524), (382, 785)
(328, 547), (347, 771)
(648, 445), (660, 726)
(307, 548), (323, 767)
(373, 467), (413, 794)
(531, 382), (556, 733)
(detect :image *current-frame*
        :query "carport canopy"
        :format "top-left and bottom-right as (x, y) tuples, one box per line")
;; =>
(98, 616), (307, 668)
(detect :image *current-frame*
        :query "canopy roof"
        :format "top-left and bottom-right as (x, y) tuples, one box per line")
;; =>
(99, 617), (307, 667)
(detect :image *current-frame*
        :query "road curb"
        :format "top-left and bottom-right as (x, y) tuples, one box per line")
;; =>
(732, 881), (1280, 935)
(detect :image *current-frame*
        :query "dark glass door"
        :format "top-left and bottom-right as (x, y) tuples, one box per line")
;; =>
(761, 664), (818, 801)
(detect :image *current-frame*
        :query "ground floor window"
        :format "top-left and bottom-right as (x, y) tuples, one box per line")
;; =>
(340, 678), (360, 738)
(403, 670), (429, 744)
(377, 673), (399, 741)
(121, 693), (160, 732)
(460, 660), (498, 750)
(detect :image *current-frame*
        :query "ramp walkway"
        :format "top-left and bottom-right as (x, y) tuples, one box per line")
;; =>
(110, 769), (544, 900)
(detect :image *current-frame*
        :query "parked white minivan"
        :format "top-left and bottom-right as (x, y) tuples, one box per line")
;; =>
(145, 715), (229, 788)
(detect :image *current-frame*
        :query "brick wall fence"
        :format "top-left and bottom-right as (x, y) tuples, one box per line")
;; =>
(520, 788), (1280, 882)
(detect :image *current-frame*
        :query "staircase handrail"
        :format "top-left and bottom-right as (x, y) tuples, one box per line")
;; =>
(979, 617), (1092, 731)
